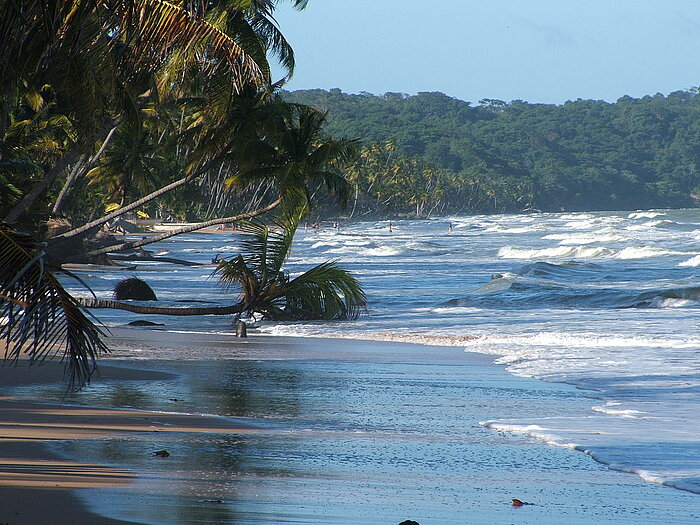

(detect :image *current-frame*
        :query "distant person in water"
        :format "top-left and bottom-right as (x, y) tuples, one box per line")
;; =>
(388, 221), (393, 232)
(448, 222), (453, 233)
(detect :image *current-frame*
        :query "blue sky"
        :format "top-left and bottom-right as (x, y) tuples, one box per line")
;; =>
(271, 0), (700, 104)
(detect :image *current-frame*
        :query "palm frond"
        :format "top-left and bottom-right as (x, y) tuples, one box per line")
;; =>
(0, 222), (108, 390)
(285, 261), (366, 320)
(212, 195), (365, 321)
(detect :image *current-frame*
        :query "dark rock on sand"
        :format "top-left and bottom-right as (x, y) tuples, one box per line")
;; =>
(127, 320), (165, 326)
(114, 277), (157, 301)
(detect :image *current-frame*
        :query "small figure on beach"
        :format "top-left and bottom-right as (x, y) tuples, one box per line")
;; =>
(235, 319), (247, 338)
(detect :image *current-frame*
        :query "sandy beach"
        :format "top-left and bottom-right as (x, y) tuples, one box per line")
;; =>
(1, 329), (699, 524)
(0, 360), (261, 525)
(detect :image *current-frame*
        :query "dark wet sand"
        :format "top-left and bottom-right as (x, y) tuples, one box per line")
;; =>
(2, 330), (699, 524)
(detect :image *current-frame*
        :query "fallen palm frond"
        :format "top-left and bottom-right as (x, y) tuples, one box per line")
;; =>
(0, 222), (108, 390)
(214, 201), (366, 320)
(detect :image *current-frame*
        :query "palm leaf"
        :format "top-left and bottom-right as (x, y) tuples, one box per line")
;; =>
(212, 195), (365, 321)
(285, 261), (366, 320)
(0, 222), (108, 390)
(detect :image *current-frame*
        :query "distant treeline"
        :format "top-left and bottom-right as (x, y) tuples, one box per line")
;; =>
(284, 88), (700, 217)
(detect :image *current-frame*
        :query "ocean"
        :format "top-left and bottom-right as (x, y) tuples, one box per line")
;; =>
(48, 208), (700, 522)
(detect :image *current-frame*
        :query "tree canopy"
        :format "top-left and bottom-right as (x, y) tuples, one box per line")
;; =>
(284, 89), (700, 216)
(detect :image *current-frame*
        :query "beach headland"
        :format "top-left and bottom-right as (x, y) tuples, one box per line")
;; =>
(1, 329), (699, 524)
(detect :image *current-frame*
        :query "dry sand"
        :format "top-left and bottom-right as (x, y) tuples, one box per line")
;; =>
(0, 361), (258, 525)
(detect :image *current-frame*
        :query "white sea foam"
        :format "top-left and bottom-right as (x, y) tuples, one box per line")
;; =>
(679, 255), (700, 267)
(615, 246), (684, 259)
(591, 403), (647, 418)
(479, 422), (579, 449)
(326, 245), (402, 257)
(542, 232), (624, 245)
(497, 245), (613, 259)
(485, 225), (541, 234)
(311, 241), (340, 249)
(628, 211), (663, 219)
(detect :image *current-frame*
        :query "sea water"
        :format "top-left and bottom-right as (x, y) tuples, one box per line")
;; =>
(61, 208), (700, 498)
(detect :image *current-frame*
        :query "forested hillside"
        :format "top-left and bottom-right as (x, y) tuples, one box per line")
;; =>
(284, 89), (700, 216)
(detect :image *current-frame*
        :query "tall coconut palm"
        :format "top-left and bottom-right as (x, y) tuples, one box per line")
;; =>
(2, 0), (304, 225)
(0, 0), (312, 386)
(224, 104), (357, 209)
(214, 204), (366, 321)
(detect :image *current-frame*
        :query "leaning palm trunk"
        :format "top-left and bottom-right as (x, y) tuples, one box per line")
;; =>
(76, 298), (244, 316)
(4, 148), (84, 223)
(215, 202), (366, 321)
(52, 134), (241, 243)
(85, 197), (284, 257)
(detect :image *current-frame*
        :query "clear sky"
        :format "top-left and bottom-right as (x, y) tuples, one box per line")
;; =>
(270, 0), (700, 105)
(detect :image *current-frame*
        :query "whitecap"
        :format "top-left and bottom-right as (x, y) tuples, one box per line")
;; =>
(591, 403), (647, 418)
(497, 245), (613, 260)
(679, 255), (700, 267)
(615, 246), (683, 259)
(479, 422), (578, 449)
(628, 211), (663, 219)
(543, 232), (624, 245)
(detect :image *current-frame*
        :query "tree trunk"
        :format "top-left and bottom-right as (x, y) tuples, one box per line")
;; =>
(84, 196), (283, 257)
(54, 139), (238, 241)
(51, 173), (194, 241)
(76, 297), (244, 316)
(52, 125), (119, 215)
(4, 148), (83, 223)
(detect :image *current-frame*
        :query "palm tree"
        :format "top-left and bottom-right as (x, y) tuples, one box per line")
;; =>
(82, 100), (357, 257)
(225, 104), (357, 209)
(0, 0), (311, 386)
(214, 205), (366, 321)
(2, 0), (305, 226)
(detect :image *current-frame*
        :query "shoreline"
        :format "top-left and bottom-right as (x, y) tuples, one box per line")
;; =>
(2, 330), (700, 524)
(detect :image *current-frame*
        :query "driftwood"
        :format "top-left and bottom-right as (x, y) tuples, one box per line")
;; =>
(108, 254), (201, 266)
(76, 298), (244, 316)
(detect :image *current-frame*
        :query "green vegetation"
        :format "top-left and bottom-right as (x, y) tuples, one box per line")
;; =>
(284, 89), (700, 216)
(215, 202), (366, 321)
(0, 1), (363, 388)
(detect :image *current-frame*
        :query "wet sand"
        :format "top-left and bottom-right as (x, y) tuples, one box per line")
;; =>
(1, 330), (699, 524)
(0, 361), (260, 525)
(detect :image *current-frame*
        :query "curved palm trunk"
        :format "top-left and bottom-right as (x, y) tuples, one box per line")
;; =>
(4, 148), (83, 223)
(85, 196), (283, 257)
(76, 297), (244, 316)
(53, 139), (238, 241)
(52, 125), (119, 215)
(53, 173), (194, 240)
